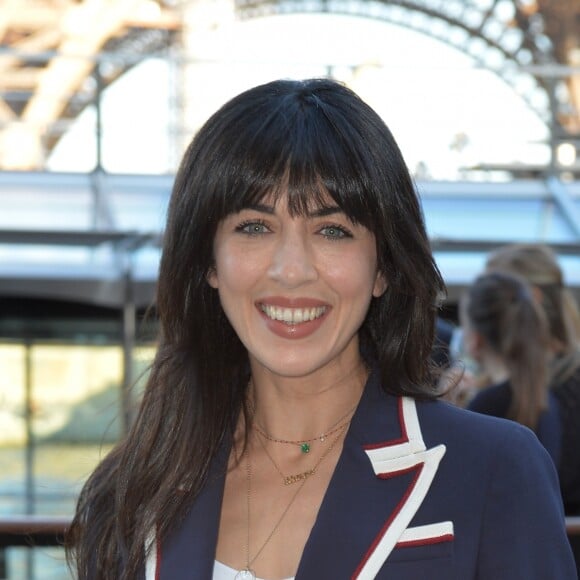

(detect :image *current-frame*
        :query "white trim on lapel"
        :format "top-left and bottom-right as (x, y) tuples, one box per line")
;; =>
(353, 397), (452, 580)
(397, 522), (454, 547)
(145, 529), (159, 580)
(364, 397), (426, 461)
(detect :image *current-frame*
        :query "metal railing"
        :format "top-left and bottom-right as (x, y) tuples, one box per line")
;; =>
(0, 515), (579, 578)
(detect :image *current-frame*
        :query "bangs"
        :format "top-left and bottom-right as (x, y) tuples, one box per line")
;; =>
(226, 171), (374, 229)
(206, 81), (383, 231)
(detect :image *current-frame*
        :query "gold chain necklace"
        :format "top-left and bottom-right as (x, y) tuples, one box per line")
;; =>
(253, 403), (357, 455)
(235, 449), (308, 580)
(257, 421), (349, 485)
(235, 424), (349, 579)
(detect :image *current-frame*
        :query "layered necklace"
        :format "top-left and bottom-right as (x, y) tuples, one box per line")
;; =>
(255, 407), (356, 486)
(253, 402), (357, 457)
(235, 406), (355, 579)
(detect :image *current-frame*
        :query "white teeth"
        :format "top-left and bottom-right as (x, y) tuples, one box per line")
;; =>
(260, 304), (327, 324)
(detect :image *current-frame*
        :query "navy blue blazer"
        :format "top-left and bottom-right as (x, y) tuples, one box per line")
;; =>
(146, 369), (577, 579)
(467, 379), (562, 467)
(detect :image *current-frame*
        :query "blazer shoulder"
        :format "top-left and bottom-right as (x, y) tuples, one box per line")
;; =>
(415, 398), (550, 461)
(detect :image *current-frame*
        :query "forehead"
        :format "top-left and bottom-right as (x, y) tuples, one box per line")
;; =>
(257, 187), (339, 213)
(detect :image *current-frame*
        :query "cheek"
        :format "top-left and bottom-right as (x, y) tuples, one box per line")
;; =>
(214, 247), (264, 292)
(325, 258), (379, 301)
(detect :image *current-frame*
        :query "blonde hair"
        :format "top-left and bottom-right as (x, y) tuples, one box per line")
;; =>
(486, 243), (580, 356)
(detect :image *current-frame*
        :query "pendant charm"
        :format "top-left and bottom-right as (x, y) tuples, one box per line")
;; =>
(235, 569), (256, 580)
(284, 469), (315, 485)
(300, 443), (310, 453)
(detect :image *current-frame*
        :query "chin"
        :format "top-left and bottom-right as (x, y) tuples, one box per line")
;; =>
(255, 353), (329, 380)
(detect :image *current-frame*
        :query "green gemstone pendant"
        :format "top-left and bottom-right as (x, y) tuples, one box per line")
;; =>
(300, 443), (311, 454)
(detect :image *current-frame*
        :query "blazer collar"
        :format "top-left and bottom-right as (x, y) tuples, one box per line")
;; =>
(151, 367), (449, 580)
(297, 367), (449, 579)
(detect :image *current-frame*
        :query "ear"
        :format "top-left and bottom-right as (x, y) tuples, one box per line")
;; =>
(206, 267), (218, 289)
(372, 271), (388, 298)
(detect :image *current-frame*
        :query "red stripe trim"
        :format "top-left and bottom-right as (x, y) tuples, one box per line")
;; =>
(363, 397), (407, 450)
(351, 464), (423, 579)
(396, 533), (454, 549)
(376, 465), (417, 480)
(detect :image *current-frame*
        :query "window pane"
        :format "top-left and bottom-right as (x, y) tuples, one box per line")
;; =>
(31, 344), (122, 515)
(0, 343), (26, 515)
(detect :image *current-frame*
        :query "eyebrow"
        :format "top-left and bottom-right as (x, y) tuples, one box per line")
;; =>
(245, 203), (275, 214)
(244, 203), (343, 218)
(309, 206), (342, 218)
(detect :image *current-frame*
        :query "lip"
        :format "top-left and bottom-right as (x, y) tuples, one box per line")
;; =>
(256, 297), (331, 340)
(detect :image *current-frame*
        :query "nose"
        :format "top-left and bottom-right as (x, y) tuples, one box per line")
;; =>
(267, 229), (318, 287)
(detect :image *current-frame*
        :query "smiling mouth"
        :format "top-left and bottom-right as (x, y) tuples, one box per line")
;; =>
(259, 304), (328, 324)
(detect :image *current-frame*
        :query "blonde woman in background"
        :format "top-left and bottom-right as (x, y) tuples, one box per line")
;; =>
(486, 243), (580, 515)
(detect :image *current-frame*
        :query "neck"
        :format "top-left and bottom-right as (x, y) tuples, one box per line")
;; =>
(248, 359), (367, 442)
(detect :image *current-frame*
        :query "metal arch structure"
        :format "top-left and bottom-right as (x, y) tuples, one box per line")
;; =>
(0, 0), (180, 170)
(535, 0), (580, 134)
(235, 0), (580, 136)
(0, 0), (579, 170)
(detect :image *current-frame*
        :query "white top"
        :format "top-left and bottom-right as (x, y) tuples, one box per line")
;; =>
(213, 560), (295, 580)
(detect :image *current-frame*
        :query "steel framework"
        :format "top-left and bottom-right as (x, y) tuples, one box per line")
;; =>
(0, 0), (579, 169)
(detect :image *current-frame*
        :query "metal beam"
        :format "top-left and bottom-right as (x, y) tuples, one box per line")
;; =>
(545, 175), (580, 239)
(0, 230), (161, 247)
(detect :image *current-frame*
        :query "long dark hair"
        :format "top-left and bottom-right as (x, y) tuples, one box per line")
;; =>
(66, 78), (445, 578)
(464, 271), (550, 429)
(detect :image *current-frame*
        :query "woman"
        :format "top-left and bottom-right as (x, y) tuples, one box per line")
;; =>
(461, 271), (561, 464)
(66, 79), (576, 579)
(486, 243), (580, 515)
(486, 243), (580, 383)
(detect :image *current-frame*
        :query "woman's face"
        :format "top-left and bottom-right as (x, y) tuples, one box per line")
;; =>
(207, 193), (387, 379)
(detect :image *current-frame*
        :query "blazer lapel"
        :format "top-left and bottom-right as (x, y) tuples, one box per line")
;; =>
(149, 446), (228, 580)
(296, 369), (450, 580)
(147, 370), (450, 580)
